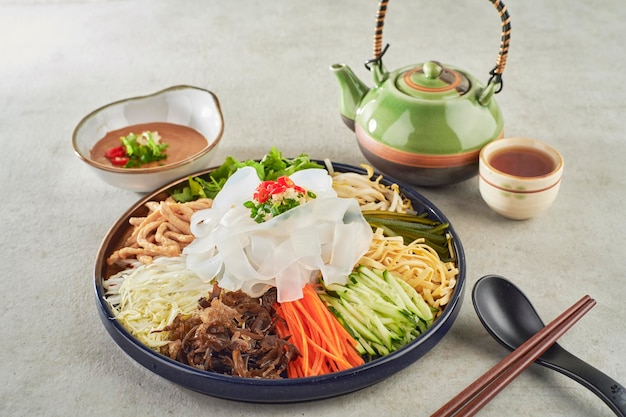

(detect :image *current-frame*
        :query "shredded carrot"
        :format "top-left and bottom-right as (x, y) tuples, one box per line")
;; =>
(274, 283), (365, 378)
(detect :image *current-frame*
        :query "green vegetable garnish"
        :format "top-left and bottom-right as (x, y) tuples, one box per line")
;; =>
(120, 131), (169, 168)
(243, 176), (316, 223)
(172, 147), (323, 202)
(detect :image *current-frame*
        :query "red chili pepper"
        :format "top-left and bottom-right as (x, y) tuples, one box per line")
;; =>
(269, 184), (285, 196)
(254, 181), (274, 203)
(277, 176), (306, 194)
(105, 146), (126, 159)
(104, 145), (130, 166)
(277, 176), (291, 187)
(253, 176), (306, 203)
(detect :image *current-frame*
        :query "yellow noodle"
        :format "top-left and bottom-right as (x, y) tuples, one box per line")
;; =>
(359, 228), (458, 317)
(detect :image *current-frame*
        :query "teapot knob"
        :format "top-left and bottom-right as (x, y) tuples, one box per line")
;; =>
(423, 61), (443, 79)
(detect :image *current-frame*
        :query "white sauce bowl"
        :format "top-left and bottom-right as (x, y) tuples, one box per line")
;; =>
(72, 85), (224, 193)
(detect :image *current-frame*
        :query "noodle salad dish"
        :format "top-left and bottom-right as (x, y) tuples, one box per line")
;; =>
(95, 147), (466, 403)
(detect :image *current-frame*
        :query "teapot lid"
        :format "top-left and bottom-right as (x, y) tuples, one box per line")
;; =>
(396, 61), (470, 99)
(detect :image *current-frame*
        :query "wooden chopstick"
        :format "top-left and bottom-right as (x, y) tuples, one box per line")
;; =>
(431, 295), (596, 417)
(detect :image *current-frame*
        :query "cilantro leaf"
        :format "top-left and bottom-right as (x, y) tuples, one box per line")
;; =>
(171, 147), (323, 202)
(119, 131), (168, 168)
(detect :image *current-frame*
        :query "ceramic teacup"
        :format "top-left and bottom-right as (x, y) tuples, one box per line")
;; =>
(478, 137), (564, 220)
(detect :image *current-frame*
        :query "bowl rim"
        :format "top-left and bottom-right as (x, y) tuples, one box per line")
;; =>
(94, 160), (466, 402)
(71, 85), (224, 174)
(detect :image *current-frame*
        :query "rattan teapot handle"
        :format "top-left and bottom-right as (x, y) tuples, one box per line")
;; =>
(369, 0), (511, 93)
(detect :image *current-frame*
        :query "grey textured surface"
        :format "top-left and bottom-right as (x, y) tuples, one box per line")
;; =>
(1, 1), (625, 416)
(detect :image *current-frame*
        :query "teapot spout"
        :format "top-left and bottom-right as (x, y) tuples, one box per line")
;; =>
(330, 63), (370, 131)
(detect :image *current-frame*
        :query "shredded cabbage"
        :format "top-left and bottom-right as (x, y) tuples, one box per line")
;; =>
(103, 256), (214, 348)
(183, 167), (373, 302)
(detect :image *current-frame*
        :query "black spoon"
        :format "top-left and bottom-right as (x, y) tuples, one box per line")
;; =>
(472, 274), (626, 417)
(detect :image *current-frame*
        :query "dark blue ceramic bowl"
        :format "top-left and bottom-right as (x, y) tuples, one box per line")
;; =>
(94, 161), (466, 403)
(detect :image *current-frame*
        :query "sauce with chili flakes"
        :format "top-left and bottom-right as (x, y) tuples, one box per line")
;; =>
(90, 122), (208, 168)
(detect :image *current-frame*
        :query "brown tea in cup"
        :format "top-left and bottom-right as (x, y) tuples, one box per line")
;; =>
(489, 146), (556, 177)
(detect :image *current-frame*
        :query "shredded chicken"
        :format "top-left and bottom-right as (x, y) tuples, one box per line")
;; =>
(107, 197), (213, 265)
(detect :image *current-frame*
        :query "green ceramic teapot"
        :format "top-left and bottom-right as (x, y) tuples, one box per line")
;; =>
(331, 0), (511, 186)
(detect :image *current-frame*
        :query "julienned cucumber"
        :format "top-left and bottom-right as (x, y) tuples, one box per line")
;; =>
(319, 266), (434, 358)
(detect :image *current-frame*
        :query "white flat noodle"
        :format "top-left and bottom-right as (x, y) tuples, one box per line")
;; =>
(187, 167), (260, 238)
(213, 166), (261, 210)
(187, 209), (222, 238)
(289, 168), (335, 198)
(274, 262), (313, 302)
(183, 167), (373, 302)
(184, 251), (222, 282)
